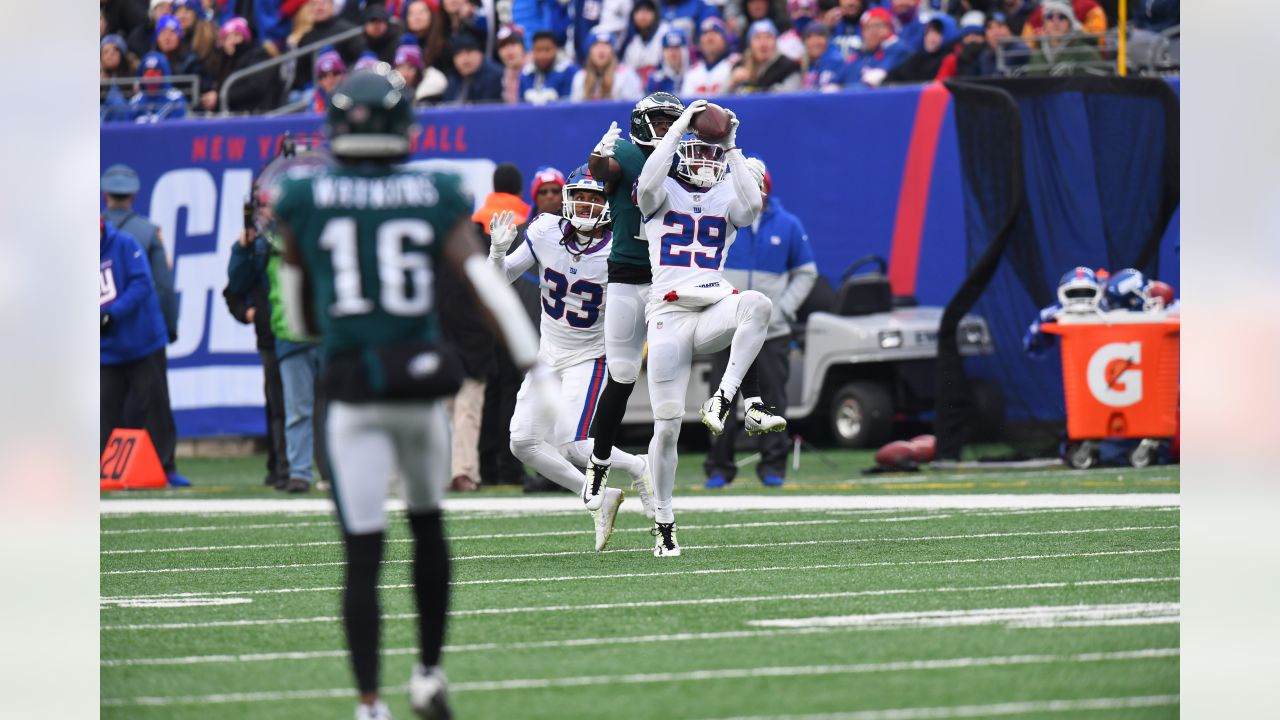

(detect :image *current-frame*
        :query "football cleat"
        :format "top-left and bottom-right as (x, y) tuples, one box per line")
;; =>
(581, 459), (610, 511)
(355, 700), (393, 720)
(653, 522), (681, 557)
(408, 664), (452, 720)
(700, 391), (732, 435)
(593, 487), (625, 551)
(630, 454), (656, 520)
(744, 402), (787, 436)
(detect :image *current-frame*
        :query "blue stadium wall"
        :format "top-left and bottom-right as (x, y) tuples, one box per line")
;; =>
(101, 80), (1181, 437)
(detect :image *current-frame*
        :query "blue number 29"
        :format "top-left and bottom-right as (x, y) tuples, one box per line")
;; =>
(543, 268), (603, 328)
(659, 211), (728, 269)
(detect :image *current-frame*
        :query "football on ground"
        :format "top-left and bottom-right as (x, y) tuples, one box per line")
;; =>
(691, 103), (732, 142)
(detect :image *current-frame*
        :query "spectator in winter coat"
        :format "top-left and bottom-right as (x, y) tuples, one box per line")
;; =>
(647, 29), (692, 93)
(100, 219), (188, 488)
(936, 11), (1030, 79)
(885, 17), (954, 84)
(100, 164), (178, 344)
(154, 13), (211, 95)
(173, 0), (217, 64)
(837, 6), (911, 88)
(734, 0), (792, 38)
(1025, 0), (1102, 74)
(495, 25), (527, 104)
(203, 17), (282, 112)
(731, 19), (802, 93)
(776, 0), (820, 61)
(308, 48), (346, 112)
(661, 0), (722, 52)
(127, 52), (189, 122)
(361, 3), (400, 64)
(621, 0), (670, 88)
(682, 16), (739, 96)
(890, 0), (959, 54)
(444, 33), (505, 103)
(800, 22), (846, 90)
(703, 159), (816, 489)
(404, 0), (448, 72)
(571, 32), (644, 101)
(519, 30), (579, 104)
(295, 0), (365, 91)
(101, 34), (137, 111)
(823, 0), (865, 58)
(127, 0), (173, 59)
(1002, 0), (1040, 36)
(441, 0), (486, 62)
(1021, 0), (1106, 42)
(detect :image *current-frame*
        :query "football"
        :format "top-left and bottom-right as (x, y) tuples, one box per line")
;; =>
(908, 434), (937, 463)
(691, 103), (732, 142)
(874, 440), (917, 469)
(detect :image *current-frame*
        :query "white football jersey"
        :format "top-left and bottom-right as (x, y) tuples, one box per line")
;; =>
(525, 213), (612, 370)
(643, 176), (743, 316)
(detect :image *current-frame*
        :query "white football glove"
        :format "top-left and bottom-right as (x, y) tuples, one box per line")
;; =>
(592, 121), (622, 158)
(745, 156), (766, 190)
(488, 209), (518, 259)
(720, 108), (740, 149)
(672, 98), (708, 136)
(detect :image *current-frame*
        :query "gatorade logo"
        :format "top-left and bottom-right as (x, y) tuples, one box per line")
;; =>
(1087, 342), (1143, 407)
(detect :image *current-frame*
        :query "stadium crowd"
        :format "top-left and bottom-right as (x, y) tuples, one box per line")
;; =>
(100, 0), (1178, 121)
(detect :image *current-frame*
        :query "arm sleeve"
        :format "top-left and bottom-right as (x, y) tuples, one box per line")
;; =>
(226, 240), (259, 295)
(146, 234), (179, 338)
(637, 125), (683, 217)
(491, 235), (536, 283)
(725, 149), (763, 228)
(106, 239), (156, 321)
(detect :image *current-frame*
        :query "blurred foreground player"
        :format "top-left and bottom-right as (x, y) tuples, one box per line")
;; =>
(276, 68), (545, 720)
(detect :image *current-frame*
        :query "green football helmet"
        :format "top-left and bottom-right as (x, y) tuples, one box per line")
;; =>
(630, 92), (685, 148)
(326, 65), (415, 161)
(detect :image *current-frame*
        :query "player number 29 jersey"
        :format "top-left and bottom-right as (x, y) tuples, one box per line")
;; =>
(643, 177), (742, 314)
(524, 213), (612, 370)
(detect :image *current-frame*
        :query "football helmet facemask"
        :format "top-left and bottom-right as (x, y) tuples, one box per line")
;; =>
(562, 164), (611, 235)
(1105, 268), (1149, 312)
(1056, 266), (1104, 313)
(675, 133), (727, 188)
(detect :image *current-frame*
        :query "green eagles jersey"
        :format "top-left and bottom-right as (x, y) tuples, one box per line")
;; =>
(606, 138), (648, 268)
(273, 165), (470, 357)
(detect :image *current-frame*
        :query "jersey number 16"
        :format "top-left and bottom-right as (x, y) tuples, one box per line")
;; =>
(320, 217), (435, 317)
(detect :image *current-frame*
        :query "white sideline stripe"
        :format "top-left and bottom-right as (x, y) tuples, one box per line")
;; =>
(99, 493), (1180, 515)
(100, 650), (1178, 706)
(100, 548), (1180, 602)
(99, 519), (850, 555)
(102, 599), (1181, 668)
(746, 602), (1180, 630)
(100, 525), (1178, 575)
(698, 694), (1180, 720)
(99, 576), (1177, 630)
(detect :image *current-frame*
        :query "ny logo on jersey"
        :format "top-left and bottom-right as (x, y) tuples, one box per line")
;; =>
(100, 261), (118, 306)
(569, 266), (579, 274)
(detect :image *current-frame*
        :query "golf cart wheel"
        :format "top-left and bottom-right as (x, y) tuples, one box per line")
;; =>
(1066, 441), (1098, 470)
(1129, 440), (1156, 468)
(829, 381), (893, 449)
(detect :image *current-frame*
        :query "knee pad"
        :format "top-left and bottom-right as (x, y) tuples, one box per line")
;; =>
(739, 290), (773, 322)
(653, 401), (685, 422)
(607, 360), (640, 386)
(509, 435), (539, 463)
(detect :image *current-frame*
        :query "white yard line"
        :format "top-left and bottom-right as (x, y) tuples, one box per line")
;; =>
(99, 576), (1177, 630)
(697, 694), (1180, 720)
(102, 598), (1181, 668)
(101, 547), (1180, 602)
(100, 525), (1178, 575)
(100, 650), (1178, 707)
(745, 602), (1180, 630)
(99, 493), (1180, 515)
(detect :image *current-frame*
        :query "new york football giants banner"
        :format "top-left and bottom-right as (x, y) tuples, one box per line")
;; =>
(101, 81), (1179, 437)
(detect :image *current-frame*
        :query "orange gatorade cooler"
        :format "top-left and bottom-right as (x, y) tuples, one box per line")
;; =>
(1040, 313), (1180, 442)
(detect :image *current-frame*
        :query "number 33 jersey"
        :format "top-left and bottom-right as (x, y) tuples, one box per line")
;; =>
(642, 177), (742, 316)
(524, 213), (612, 371)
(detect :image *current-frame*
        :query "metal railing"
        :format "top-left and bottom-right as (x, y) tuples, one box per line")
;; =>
(219, 25), (365, 114)
(101, 75), (202, 106)
(995, 24), (1180, 78)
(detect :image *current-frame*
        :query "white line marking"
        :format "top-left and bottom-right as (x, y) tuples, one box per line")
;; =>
(100, 525), (1178, 574)
(99, 493), (1180, 515)
(99, 519), (849, 555)
(101, 547), (1180, 602)
(99, 576), (1177, 630)
(102, 598), (1181, 668)
(99, 650), (1178, 706)
(99, 597), (254, 609)
(696, 694), (1180, 720)
(746, 602), (1180, 630)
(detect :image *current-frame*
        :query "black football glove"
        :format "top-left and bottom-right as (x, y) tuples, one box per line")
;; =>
(101, 311), (113, 335)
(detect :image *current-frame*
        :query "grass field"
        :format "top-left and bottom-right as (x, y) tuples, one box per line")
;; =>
(101, 454), (1179, 719)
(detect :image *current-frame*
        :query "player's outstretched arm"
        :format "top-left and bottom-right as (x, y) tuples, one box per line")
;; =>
(637, 99), (707, 216)
(444, 217), (540, 371)
(720, 110), (763, 228)
(589, 121), (624, 186)
(487, 210), (535, 283)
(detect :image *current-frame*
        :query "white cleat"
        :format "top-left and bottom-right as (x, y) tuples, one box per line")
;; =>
(355, 700), (393, 720)
(408, 664), (453, 720)
(630, 454), (656, 520)
(653, 522), (681, 557)
(745, 402), (787, 436)
(700, 391), (732, 435)
(593, 487), (625, 551)
(581, 458), (610, 511)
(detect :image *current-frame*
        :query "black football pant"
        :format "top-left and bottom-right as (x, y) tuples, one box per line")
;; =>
(100, 348), (177, 473)
(703, 336), (791, 482)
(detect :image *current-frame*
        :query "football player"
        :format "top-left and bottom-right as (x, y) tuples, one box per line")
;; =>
(487, 165), (654, 551)
(275, 68), (547, 720)
(635, 99), (771, 556)
(577, 92), (684, 515)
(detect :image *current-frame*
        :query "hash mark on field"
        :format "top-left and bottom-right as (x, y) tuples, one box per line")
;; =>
(100, 649), (1179, 706)
(697, 694), (1180, 720)
(102, 600), (1180, 668)
(99, 576), (1178, 630)
(746, 602), (1180, 631)
(100, 547), (1180, 602)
